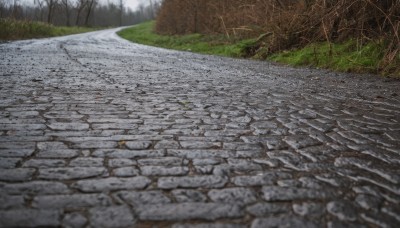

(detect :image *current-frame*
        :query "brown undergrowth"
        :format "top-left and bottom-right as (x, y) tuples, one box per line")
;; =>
(155, 0), (399, 75)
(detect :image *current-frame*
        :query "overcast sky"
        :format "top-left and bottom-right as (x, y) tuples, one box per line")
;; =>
(125, 0), (149, 11)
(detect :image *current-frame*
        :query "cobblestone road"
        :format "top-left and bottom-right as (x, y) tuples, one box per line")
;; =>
(1, 28), (400, 227)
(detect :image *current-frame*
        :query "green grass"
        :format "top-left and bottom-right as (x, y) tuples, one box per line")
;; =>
(119, 21), (399, 76)
(0, 18), (98, 40)
(268, 40), (398, 75)
(118, 21), (256, 58)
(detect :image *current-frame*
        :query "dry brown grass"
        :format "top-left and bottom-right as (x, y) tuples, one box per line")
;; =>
(156, 0), (399, 74)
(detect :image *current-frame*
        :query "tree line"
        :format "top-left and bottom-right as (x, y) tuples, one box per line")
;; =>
(0, 0), (161, 27)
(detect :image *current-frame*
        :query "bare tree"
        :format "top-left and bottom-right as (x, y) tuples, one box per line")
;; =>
(44, 0), (58, 23)
(118, 0), (124, 26)
(34, 0), (45, 21)
(75, 0), (87, 25)
(61, 0), (71, 26)
(84, 0), (96, 26)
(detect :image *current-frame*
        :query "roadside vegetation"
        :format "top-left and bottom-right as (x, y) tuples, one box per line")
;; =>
(122, 0), (399, 77)
(0, 18), (98, 40)
(118, 21), (256, 57)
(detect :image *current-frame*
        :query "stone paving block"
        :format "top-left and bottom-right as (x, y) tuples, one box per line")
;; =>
(172, 189), (208, 203)
(233, 172), (292, 187)
(115, 190), (171, 206)
(0, 142), (36, 149)
(293, 202), (326, 217)
(62, 212), (87, 228)
(0, 181), (71, 194)
(0, 157), (21, 168)
(154, 140), (181, 149)
(141, 166), (189, 176)
(38, 167), (107, 180)
(23, 159), (66, 168)
(0, 149), (35, 158)
(92, 123), (138, 130)
(89, 206), (136, 228)
(158, 176), (228, 189)
(192, 158), (222, 166)
(73, 176), (151, 192)
(32, 193), (112, 209)
(47, 122), (89, 130)
(37, 149), (79, 158)
(172, 223), (246, 228)
(72, 141), (117, 149)
(138, 157), (184, 166)
(125, 141), (152, 150)
(0, 124), (47, 131)
(138, 203), (243, 221)
(262, 186), (335, 201)
(327, 201), (358, 222)
(168, 149), (234, 159)
(251, 216), (318, 228)
(208, 187), (257, 205)
(180, 141), (221, 149)
(241, 136), (288, 150)
(93, 149), (165, 158)
(113, 167), (140, 177)
(246, 203), (291, 217)
(0, 168), (35, 182)
(108, 158), (137, 167)
(69, 157), (104, 167)
(0, 195), (25, 209)
(0, 209), (61, 227)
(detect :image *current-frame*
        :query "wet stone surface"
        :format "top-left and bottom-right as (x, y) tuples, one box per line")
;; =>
(0, 28), (400, 227)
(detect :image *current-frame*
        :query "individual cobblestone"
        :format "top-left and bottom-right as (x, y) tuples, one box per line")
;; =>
(0, 195), (25, 209)
(232, 172), (292, 186)
(93, 149), (165, 158)
(62, 212), (87, 228)
(172, 189), (208, 203)
(262, 186), (336, 201)
(141, 166), (189, 176)
(0, 168), (35, 182)
(73, 176), (151, 192)
(208, 187), (257, 205)
(0, 157), (21, 168)
(172, 223), (246, 228)
(138, 203), (243, 221)
(327, 201), (358, 222)
(114, 190), (171, 206)
(0, 181), (71, 194)
(0, 209), (61, 227)
(158, 176), (228, 189)
(113, 167), (140, 177)
(246, 203), (291, 216)
(251, 216), (318, 228)
(89, 206), (136, 227)
(38, 167), (107, 180)
(32, 193), (112, 209)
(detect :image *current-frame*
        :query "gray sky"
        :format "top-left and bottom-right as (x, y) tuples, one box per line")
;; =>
(125, 0), (149, 11)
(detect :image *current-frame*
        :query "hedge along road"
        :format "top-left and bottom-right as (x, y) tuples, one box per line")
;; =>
(0, 27), (400, 227)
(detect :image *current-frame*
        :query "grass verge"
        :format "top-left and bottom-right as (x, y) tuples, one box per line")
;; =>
(118, 21), (399, 77)
(118, 21), (255, 58)
(0, 18), (98, 40)
(269, 40), (399, 76)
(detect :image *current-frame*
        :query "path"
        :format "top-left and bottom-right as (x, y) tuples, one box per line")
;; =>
(0, 28), (400, 227)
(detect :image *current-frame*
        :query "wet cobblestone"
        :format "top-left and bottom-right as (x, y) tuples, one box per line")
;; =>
(0, 28), (400, 227)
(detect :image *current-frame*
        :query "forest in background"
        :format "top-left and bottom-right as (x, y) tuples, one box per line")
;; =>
(156, 0), (399, 74)
(0, 0), (161, 27)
